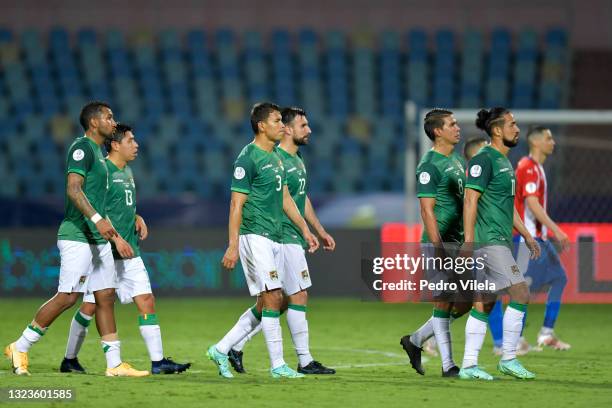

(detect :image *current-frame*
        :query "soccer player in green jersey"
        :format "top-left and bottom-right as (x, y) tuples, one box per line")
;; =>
(59, 124), (190, 376)
(400, 109), (470, 377)
(459, 107), (541, 381)
(225, 107), (336, 375)
(207, 102), (319, 379)
(4, 102), (142, 376)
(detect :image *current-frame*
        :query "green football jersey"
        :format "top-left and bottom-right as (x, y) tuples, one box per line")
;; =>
(57, 136), (109, 244)
(105, 159), (139, 259)
(465, 145), (516, 245)
(278, 147), (307, 247)
(231, 143), (286, 243)
(416, 149), (466, 243)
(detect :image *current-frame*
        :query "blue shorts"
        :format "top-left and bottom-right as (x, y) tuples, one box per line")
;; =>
(513, 237), (566, 291)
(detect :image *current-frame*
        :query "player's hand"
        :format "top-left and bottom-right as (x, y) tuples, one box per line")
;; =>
(304, 230), (320, 253)
(222, 245), (239, 270)
(96, 219), (118, 241)
(525, 237), (541, 260)
(553, 227), (570, 252)
(113, 237), (134, 259)
(135, 215), (148, 240)
(319, 231), (336, 251)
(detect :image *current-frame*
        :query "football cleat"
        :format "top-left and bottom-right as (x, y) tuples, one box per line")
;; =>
(105, 362), (149, 377)
(60, 357), (86, 374)
(442, 365), (460, 377)
(4, 343), (30, 376)
(270, 364), (305, 378)
(151, 357), (191, 374)
(227, 349), (245, 373)
(297, 360), (336, 374)
(459, 365), (494, 380)
(498, 358), (535, 379)
(400, 335), (424, 375)
(537, 331), (571, 351)
(207, 345), (233, 378)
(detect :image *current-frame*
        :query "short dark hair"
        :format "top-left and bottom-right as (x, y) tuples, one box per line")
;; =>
(281, 107), (307, 125)
(526, 126), (550, 143)
(104, 123), (133, 153)
(79, 101), (111, 131)
(250, 102), (281, 134)
(424, 109), (453, 141)
(475, 107), (511, 137)
(464, 136), (488, 160)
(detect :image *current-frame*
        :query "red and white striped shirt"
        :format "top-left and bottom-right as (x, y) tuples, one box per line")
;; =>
(515, 156), (547, 238)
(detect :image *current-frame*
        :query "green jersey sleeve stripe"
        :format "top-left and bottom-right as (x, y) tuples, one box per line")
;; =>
(67, 168), (87, 177)
(231, 187), (250, 194)
(465, 183), (485, 192)
(417, 193), (437, 198)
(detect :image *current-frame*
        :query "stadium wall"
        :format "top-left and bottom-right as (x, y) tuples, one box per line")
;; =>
(0, 228), (376, 297)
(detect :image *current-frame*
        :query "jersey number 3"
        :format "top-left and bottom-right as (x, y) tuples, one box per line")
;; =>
(275, 175), (282, 192)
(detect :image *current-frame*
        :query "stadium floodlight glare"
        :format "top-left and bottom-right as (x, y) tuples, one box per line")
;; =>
(404, 102), (612, 223)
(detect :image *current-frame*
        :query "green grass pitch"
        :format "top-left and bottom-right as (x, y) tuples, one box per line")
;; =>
(1, 298), (611, 407)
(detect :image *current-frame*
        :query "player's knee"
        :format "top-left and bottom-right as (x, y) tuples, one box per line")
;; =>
(80, 302), (96, 316)
(93, 289), (115, 306)
(555, 271), (568, 288)
(60, 293), (80, 309)
(135, 293), (155, 313)
(289, 290), (308, 306)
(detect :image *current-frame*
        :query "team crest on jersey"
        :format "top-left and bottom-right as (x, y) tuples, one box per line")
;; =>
(269, 270), (279, 280)
(234, 167), (246, 180)
(301, 270), (309, 279)
(470, 165), (482, 177)
(72, 149), (85, 161)
(526, 182), (537, 194)
(419, 172), (431, 184)
(511, 265), (521, 276)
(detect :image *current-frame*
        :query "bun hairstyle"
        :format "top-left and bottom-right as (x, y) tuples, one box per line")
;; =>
(475, 107), (510, 136)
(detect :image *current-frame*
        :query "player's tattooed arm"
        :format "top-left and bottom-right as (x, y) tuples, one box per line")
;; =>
(66, 173), (118, 240)
(513, 207), (541, 259)
(67, 173), (97, 218)
(222, 191), (248, 270)
(283, 186), (319, 253)
(305, 196), (335, 251)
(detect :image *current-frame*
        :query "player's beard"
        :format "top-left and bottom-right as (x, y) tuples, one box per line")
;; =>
(294, 135), (309, 146)
(503, 136), (519, 147)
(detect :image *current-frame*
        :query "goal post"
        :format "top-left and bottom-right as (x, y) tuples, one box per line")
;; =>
(404, 103), (612, 224)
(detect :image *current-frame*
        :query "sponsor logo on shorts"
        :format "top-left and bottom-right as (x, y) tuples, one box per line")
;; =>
(269, 270), (279, 280)
(511, 265), (521, 276)
(79, 275), (87, 284)
(301, 270), (309, 279)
